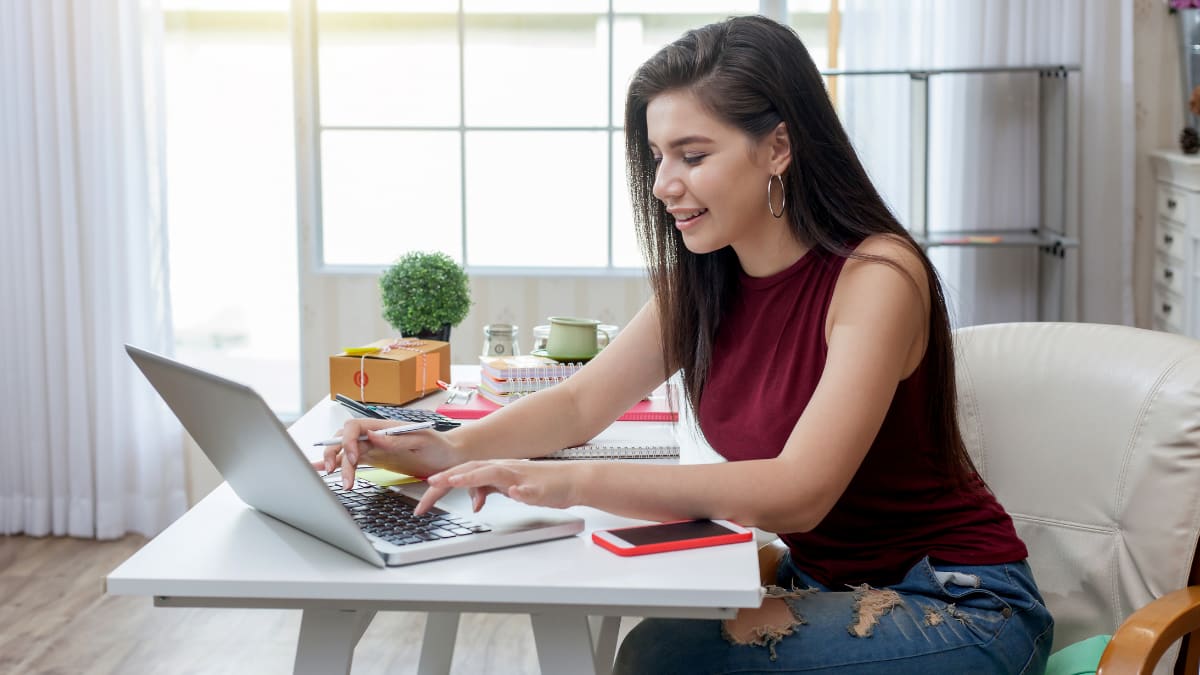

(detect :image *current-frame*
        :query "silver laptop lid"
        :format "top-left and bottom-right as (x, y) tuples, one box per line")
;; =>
(126, 344), (386, 567)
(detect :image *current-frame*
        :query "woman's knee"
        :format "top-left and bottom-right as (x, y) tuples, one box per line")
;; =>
(613, 618), (720, 675)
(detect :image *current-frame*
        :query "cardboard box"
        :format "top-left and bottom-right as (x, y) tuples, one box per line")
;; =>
(330, 338), (450, 405)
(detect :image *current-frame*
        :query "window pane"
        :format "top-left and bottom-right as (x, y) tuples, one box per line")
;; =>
(465, 131), (607, 267)
(612, 1), (757, 12)
(790, 8), (830, 70)
(464, 12), (608, 126)
(611, 131), (644, 268)
(317, 11), (459, 127)
(319, 0), (457, 11)
(464, 0), (606, 12)
(164, 13), (300, 414)
(611, 13), (739, 124)
(321, 130), (462, 265)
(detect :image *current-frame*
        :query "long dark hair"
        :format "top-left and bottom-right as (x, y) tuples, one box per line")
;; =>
(624, 15), (978, 485)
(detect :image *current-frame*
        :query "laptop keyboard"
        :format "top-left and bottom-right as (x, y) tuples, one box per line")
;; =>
(329, 478), (490, 547)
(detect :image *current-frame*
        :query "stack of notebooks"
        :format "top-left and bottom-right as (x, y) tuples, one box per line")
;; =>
(479, 354), (585, 383)
(437, 354), (677, 422)
(477, 355), (582, 406)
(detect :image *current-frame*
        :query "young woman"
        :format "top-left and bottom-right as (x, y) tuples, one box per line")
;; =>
(325, 16), (1053, 674)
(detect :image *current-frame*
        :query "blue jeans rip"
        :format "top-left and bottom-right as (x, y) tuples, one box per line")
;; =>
(721, 584), (817, 660)
(848, 585), (903, 638)
(613, 558), (1054, 675)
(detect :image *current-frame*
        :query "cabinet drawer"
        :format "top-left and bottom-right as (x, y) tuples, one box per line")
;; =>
(1154, 315), (1176, 334)
(1154, 287), (1185, 334)
(1155, 253), (1186, 296)
(1159, 185), (1188, 224)
(1156, 219), (1187, 262)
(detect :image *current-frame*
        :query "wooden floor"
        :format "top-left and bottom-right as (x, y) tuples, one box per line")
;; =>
(0, 534), (628, 674)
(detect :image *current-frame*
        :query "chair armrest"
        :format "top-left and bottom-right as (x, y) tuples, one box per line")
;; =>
(1097, 586), (1200, 675)
(758, 538), (788, 585)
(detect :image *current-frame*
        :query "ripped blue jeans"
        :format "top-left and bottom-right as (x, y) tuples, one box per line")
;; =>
(614, 553), (1054, 674)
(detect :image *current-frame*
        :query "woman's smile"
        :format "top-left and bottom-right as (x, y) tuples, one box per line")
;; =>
(669, 207), (709, 231)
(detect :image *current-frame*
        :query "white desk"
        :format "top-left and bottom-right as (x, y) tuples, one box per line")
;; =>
(107, 388), (762, 675)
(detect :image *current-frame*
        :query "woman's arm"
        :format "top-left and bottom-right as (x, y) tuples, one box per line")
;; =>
(420, 235), (931, 531)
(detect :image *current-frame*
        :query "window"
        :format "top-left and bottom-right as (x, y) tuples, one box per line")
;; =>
(307, 1), (843, 271)
(161, 1), (832, 415)
(163, 1), (301, 414)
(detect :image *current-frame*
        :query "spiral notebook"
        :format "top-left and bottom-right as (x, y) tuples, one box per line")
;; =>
(480, 355), (586, 380)
(437, 394), (677, 422)
(480, 376), (563, 395)
(539, 440), (679, 461)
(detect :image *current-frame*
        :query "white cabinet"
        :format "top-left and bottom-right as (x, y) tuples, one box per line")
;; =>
(1149, 151), (1200, 337)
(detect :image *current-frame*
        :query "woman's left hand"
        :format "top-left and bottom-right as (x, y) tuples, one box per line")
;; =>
(415, 460), (584, 515)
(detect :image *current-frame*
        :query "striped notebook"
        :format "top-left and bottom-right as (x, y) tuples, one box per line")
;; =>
(539, 441), (679, 461)
(437, 394), (677, 422)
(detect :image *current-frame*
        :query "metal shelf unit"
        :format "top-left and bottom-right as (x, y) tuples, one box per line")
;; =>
(821, 65), (1080, 320)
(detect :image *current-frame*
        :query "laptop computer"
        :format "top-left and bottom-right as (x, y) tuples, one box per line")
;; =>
(126, 345), (585, 568)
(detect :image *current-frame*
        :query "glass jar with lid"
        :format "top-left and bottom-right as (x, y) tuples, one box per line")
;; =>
(482, 323), (519, 357)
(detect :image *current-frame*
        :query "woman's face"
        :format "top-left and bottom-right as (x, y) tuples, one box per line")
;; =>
(646, 90), (788, 257)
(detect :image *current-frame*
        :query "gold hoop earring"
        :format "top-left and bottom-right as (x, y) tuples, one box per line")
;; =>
(767, 174), (786, 219)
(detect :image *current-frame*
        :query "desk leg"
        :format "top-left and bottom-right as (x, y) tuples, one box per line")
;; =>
(589, 616), (621, 675)
(530, 612), (601, 675)
(417, 611), (460, 675)
(292, 608), (376, 675)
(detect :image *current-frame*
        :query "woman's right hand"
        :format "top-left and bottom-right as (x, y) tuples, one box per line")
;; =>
(315, 417), (466, 489)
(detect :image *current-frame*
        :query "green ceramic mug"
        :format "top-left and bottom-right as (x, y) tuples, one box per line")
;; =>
(545, 316), (611, 361)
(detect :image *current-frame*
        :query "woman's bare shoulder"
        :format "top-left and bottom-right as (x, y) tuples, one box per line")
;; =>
(831, 233), (932, 325)
(844, 233), (928, 293)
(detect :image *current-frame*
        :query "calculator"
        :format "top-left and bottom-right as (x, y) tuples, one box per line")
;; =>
(334, 394), (461, 431)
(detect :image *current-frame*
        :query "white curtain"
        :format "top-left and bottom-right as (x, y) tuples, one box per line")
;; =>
(0, 0), (187, 538)
(840, 0), (1135, 327)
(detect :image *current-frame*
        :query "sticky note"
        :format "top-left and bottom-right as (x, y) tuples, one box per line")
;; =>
(356, 468), (421, 487)
(342, 346), (381, 355)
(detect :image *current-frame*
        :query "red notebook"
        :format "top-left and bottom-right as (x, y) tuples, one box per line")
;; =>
(437, 394), (677, 422)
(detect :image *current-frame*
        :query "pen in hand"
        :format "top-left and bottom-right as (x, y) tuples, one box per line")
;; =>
(312, 420), (435, 446)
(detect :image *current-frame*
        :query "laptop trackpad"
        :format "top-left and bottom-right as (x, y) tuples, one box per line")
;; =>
(389, 482), (579, 532)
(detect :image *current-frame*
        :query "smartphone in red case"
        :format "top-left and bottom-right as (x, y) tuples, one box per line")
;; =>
(591, 519), (753, 556)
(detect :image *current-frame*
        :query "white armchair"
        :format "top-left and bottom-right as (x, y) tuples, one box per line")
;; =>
(955, 322), (1200, 674)
(746, 322), (1200, 674)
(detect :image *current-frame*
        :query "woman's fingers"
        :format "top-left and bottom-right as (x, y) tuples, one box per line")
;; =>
(420, 462), (514, 513)
(340, 456), (353, 489)
(329, 419), (396, 482)
(341, 420), (365, 467)
(323, 443), (341, 474)
(438, 462), (517, 492)
(468, 485), (502, 512)
(415, 483), (454, 515)
(507, 483), (536, 503)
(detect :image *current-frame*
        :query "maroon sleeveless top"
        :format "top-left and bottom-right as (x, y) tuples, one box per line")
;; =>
(697, 247), (1027, 588)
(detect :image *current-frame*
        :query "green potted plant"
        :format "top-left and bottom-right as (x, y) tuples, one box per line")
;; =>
(379, 251), (472, 341)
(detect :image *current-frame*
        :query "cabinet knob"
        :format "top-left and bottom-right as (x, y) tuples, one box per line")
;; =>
(1165, 234), (1175, 245)
(1163, 302), (1174, 314)
(1168, 198), (1178, 209)
(1165, 268), (1175, 280)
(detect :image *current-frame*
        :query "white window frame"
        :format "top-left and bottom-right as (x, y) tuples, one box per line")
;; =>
(290, 0), (791, 277)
